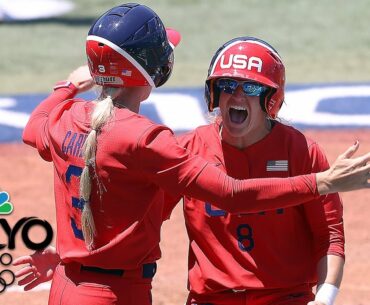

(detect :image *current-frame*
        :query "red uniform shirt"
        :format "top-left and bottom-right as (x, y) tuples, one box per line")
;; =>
(177, 121), (344, 294)
(23, 87), (322, 270)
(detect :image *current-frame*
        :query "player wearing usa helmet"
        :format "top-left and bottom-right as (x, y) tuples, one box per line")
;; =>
(22, 4), (366, 304)
(171, 37), (347, 305)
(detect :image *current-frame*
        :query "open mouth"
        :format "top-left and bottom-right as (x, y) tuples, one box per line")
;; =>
(229, 106), (248, 124)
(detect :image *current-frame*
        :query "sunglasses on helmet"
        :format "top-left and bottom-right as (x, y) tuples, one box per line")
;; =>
(215, 78), (267, 96)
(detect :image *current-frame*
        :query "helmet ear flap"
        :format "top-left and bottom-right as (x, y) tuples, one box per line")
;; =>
(205, 80), (212, 111)
(155, 62), (174, 87)
(261, 88), (281, 119)
(259, 88), (274, 116)
(206, 79), (222, 111)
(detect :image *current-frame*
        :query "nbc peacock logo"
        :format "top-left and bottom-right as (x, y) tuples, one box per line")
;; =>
(0, 192), (13, 215)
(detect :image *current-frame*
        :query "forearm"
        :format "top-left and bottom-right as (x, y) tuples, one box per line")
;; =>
(313, 255), (344, 305)
(185, 162), (320, 213)
(317, 254), (344, 287)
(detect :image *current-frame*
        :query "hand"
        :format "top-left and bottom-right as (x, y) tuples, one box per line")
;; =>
(317, 141), (370, 194)
(12, 246), (60, 291)
(67, 65), (95, 93)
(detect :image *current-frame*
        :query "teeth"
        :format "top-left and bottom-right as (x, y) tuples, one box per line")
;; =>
(230, 106), (246, 111)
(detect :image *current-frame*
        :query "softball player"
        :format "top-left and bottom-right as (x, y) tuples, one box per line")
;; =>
(174, 37), (348, 305)
(15, 7), (370, 305)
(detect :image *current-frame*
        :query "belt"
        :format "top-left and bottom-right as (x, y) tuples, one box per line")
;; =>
(79, 262), (157, 278)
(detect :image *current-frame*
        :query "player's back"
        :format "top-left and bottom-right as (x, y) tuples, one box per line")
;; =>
(47, 99), (172, 269)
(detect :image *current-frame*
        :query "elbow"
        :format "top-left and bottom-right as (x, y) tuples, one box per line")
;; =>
(22, 125), (36, 147)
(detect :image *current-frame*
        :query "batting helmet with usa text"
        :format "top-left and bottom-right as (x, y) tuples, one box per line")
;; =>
(205, 37), (285, 119)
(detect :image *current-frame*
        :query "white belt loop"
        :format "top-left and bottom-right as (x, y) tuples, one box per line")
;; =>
(232, 288), (246, 293)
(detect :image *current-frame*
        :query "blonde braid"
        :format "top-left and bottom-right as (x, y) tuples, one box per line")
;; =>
(80, 88), (116, 250)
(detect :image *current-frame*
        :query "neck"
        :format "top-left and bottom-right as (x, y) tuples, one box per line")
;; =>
(103, 86), (151, 114)
(114, 100), (140, 113)
(220, 119), (272, 149)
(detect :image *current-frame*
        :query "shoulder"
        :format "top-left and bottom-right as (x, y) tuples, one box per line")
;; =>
(275, 122), (316, 150)
(177, 123), (217, 150)
(112, 111), (175, 149)
(48, 98), (87, 123)
(133, 112), (173, 139)
(280, 123), (325, 154)
(276, 122), (328, 170)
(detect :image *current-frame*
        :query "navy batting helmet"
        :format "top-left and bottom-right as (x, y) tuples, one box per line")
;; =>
(86, 3), (181, 88)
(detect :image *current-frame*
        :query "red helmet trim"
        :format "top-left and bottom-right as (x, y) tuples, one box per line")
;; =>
(87, 35), (155, 87)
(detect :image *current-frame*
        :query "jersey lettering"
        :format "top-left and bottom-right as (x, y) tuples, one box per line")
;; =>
(65, 133), (77, 156)
(65, 165), (84, 240)
(62, 131), (88, 157)
(205, 202), (285, 217)
(236, 224), (254, 252)
(205, 202), (227, 217)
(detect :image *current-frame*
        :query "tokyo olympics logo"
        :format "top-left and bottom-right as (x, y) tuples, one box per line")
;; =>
(0, 190), (54, 294)
(0, 252), (15, 293)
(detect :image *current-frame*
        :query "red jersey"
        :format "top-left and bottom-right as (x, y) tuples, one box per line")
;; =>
(23, 86), (322, 270)
(177, 121), (344, 294)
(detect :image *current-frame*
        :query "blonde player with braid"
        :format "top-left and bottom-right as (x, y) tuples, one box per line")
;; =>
(19, 3), (370, 305)
(79, 87), (116, 249)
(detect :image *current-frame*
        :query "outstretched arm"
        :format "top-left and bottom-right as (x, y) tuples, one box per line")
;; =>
(167, 141), (369, 213)
(141, 126), (370, 213)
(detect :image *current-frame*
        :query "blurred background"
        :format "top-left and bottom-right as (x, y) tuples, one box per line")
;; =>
(1, 0), (370, 94)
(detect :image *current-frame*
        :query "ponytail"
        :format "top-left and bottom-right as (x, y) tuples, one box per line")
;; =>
(80, 88), (117, 249)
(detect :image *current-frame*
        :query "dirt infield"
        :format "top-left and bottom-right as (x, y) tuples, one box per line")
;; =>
(1, 129), (369, 305)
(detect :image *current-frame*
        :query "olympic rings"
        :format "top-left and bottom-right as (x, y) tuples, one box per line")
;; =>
(0, 252), (16, 294)
(0, 269), (15, 286)
(0, 253), (13, 266)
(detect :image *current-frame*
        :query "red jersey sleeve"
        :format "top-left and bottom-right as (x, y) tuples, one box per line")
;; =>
(160, 132), (198, 221)
(161, 192), (182, 221)
(303, 142), (345, 261)
(137, 126), (321, 213)
(23, 86), (78, 161)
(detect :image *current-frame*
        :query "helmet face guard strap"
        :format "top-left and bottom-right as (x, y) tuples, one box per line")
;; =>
(86, 3), (180, 88)
(205, 37), (285, 119)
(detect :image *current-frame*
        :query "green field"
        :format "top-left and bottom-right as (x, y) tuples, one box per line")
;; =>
(1, 0), (369, 94)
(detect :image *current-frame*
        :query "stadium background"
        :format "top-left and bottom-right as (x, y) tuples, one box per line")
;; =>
(0, 0), (369, 304)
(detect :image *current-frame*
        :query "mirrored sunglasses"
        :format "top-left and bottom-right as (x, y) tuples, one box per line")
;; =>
(215, 78), (267, 96)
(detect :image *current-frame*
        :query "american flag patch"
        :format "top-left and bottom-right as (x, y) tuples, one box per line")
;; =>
(122, 69), (132, 76)
(266, 160), (288, 171)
